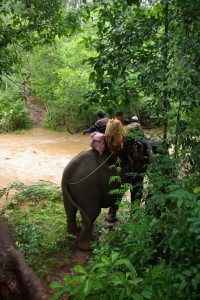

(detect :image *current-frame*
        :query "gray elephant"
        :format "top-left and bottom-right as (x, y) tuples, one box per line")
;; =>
(62, 142), (149, 250)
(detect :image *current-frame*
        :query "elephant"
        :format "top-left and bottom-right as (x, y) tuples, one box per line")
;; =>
(61, 141), (151, 250)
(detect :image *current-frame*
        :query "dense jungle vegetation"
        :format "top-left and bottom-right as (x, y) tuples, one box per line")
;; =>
(0, 0), (200, 299)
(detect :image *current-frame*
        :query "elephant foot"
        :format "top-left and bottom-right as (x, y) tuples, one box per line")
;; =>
(77, 239), (92, 250)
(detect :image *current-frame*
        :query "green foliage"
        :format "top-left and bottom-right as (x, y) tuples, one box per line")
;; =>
(50, 251), (152, 300)
(0, 0), (80, 77)
(83, 0), (200, 143)
(109, 159), (133, 198)
(26, 35), (96, 131)
(5, 181), (62, 208)
(0, 81), (31, 131)
(1, 181), (72, 277)
(14, 214), (43, 258)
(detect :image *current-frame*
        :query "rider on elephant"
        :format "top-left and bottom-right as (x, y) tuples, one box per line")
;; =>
(125, 116), (143, 139)
(124, 115), (151, 162)
(83, 111), (109, 134)
(105, 110), (125, 152)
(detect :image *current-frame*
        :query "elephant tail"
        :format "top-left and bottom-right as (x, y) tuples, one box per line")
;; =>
(62, 181), (90, 223)
(62, 180), (79, 210)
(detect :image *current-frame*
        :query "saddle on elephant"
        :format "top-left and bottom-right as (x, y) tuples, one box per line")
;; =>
(90, 133), (151, 163)
(90, 120), (151, 163)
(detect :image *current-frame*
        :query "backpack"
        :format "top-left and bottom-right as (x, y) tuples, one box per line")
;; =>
(90, 132), (106, 155)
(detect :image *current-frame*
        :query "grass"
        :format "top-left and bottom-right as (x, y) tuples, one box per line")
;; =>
(0, 181), (74, 278)
(0, 181), (132, 281)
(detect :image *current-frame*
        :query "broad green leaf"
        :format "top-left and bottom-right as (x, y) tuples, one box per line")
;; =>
(150, 264), (164, 279)
(51, 289), (66, 300)
(74, 265), (87, 274)
(83, 279), (92, 295)
(132, 292), (143, 300)
(111, 251), (120, 263)
(114, 258), (137, 275)
(49, 281), (63, 288)
(141, 290), (152, 299)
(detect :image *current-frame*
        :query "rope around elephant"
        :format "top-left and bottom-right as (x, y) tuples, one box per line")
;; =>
(68, 152), (114, 186)
(67, 143), (147, 186)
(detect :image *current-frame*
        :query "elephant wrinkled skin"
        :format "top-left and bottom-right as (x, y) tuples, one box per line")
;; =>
(62, 145), (148, 250)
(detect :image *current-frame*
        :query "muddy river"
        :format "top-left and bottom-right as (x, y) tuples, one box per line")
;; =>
(0, 128), (91, 188)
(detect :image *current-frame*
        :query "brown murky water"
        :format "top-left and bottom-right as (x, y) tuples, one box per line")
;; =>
(0, 128), (91, 188)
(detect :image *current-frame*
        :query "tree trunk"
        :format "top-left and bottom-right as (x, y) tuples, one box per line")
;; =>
(162, 1), (169, 146)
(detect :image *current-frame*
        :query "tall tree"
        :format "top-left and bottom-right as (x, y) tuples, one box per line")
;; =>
(83, 0), (200, 144)
(0, 0), (80, 77)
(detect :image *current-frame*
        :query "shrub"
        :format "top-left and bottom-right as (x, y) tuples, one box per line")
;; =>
(0, 86), (31, 132)
(1, 182), (72, 277)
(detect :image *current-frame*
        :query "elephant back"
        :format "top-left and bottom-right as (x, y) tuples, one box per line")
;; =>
(109, 138), (150, 165)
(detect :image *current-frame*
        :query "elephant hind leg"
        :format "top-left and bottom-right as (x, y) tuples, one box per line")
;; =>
(67, 215), (78, 235)
(64, 200), (78, 234)
(78, 209), (101, 250)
